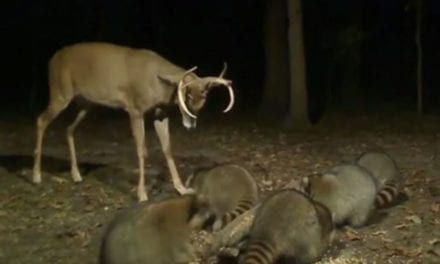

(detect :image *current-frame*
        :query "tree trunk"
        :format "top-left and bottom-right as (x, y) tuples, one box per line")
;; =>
(338, 26), (363, 112)
(416, 0), (423, 115)
(335, 0), (364, 113)
(285, 0), (310, 128)
(260, 0), (289, 119)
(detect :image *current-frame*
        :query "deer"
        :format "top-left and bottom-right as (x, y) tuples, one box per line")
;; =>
(32, 42), (234, 202)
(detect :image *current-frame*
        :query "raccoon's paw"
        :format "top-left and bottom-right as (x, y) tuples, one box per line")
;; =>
(212, 219), (224, 232)
(348, 212), (369, 227)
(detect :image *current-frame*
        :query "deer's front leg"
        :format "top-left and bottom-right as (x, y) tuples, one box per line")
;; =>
(154, 118), (191, 195)
(129, 113), (148, 202)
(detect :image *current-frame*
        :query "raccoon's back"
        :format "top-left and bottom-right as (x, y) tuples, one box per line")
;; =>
(211, 166), (259, 229)
(200, 165), (258, 210)
(100, 215), (171, 264)
(244, 190), (333, 263)
(253, 190), (332, 249)
(356, 152), (402, 207)
(356, 151), (401, 188)
(203, 164), (257, 191)
(325, 164), (376, 195)
(320, 164), (377, 219)
(252, 190), (316, 232)
(100, 199), (192, 264)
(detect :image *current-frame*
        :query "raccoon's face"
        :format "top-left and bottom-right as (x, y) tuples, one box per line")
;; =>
(188, 194), (216, 230)
(323, 211), (337, 244)
(301, 175), (323, 195)
(329, 228), (336, 243)
(301, 174), (336, 198)
(313, 200), (336, 244)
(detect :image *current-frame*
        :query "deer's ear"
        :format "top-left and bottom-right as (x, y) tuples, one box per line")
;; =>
(157, 74), (179, 87)
(158, 73), (196, 87)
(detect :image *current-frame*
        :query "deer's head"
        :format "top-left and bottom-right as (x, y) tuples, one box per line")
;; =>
(159, 63), (234, 129)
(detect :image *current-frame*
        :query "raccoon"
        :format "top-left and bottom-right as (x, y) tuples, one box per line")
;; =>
(239, 189), (335, 264)
(186, 164), (259, 231)
(356, 151), (402, 208)
(302, 164), (377, 227)
(100, 194), (207, 264)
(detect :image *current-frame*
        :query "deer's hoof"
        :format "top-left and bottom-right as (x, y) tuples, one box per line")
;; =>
(178, 187), (195, 195)
(32, 172), (42, 184)
(71, 170), (83, 182)
(138, 192), (149, 202)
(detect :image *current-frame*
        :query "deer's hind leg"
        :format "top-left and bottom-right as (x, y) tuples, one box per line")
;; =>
(66, 109), (88, 182)
(33, 97), (71, 183)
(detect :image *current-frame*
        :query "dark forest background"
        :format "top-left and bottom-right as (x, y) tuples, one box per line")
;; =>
(2, 0), (440, 124)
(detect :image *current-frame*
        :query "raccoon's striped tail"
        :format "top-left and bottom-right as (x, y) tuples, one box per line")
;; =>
(213, 199), (255, 231)
(375, 181), (399, 208)
(240, 239), (276, 264)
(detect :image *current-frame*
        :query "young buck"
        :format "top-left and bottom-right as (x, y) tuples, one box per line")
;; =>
(32, 42), (235, 202)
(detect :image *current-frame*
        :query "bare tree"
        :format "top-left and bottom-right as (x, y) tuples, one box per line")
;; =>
(286, 0), (310, 127)
(415, 0), (423, 114)
(261, 0), (290, 118)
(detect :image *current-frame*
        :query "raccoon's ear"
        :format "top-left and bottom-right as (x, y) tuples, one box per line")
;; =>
(320, 173), (335, 183)
(300, 177), (310, 193)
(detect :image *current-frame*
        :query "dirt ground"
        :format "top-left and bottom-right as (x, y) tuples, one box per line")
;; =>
(0, 109), (439, 264)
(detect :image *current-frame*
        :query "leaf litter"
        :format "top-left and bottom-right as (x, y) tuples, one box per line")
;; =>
(0, 113), (439, 263)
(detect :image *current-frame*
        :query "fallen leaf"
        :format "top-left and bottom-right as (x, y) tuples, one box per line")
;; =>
(428, 239), (440, 257)
(344, 228), (362, 241)
(410, 169), (424, 178)
(381, 237), (394, 244)
(261, 179), (273, 186)
(51, 176), (68, 184)
(429, 238), (440, 245)
(407, 246), (424, 257)
(394, 223), (409, 230)
(403, 187), (414, 197)
(84, 205), (94, 212)
(372, 230), (387, 236)
(392, 245), (424, 258)
(80, 231), (91, 248)
(406, 215), (422, 224)
(431, 203), (440, 213)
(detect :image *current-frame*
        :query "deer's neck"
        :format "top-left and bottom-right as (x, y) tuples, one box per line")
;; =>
(150, 83), (178, 121)
(149, 65), (187, 117)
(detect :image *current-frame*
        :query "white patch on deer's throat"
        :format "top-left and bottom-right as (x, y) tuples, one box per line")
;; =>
(182, 114), (197, 129)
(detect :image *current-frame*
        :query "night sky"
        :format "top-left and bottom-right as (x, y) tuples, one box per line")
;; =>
(2, 0), (440, 118)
